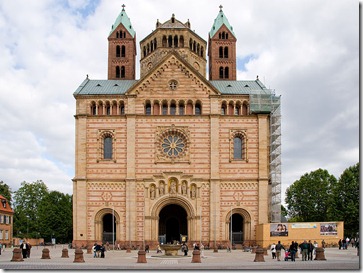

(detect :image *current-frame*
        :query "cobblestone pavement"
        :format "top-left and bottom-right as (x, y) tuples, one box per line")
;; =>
(0, 245), (360, 271)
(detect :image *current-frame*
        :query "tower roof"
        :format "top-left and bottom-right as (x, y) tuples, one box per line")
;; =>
(109, 4), (135, 38)
(209, 5), (235, 38)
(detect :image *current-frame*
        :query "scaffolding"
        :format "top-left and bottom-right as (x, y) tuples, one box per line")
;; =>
(250, 92), (282, 223)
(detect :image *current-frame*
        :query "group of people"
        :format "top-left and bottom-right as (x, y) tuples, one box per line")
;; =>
(338, 237), (359, 250)
(270, 240), (318, 262)
(92, 243), (106, 258)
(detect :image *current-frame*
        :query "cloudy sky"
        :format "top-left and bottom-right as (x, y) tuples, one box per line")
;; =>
(0, 0), (359, 203)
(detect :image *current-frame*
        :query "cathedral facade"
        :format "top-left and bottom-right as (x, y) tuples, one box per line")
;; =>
(73, 5), (281, 249)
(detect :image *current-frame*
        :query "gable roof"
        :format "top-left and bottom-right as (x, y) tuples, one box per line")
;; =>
(209, 8), (235, 38)
(125, 51), (221, 96)
(73, 78), (137, 96)
(210, 79), (272, 95)
(109, 6), (135, 38)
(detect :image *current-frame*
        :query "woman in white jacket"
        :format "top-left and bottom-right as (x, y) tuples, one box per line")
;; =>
(270, 243), (277, 259)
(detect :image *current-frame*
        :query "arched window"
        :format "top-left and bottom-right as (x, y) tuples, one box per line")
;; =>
(219, 67), (224, 79)
(170, 101), (176, 115)
(143, 46), (147, 58)
(104, 136), (113, 159)
(224, 47), (229, 58)
(242, 103), (248, 115)
(162, 101), (168, 115)
(162, 36), (167, 47)
(145, 102), (151, 115)
(116, 66), (120, 78)
(154, 38), (157, 49)
(121, 45), (126, 57)
(168, 35), (172, 47)
(174, 35), (178, 48)
(153, 102), (160, 115)
(200, 46), (204, 58)
(121, 66), (125, 78)
(225, 67), (229, 79)
(119, 102), (125, 115)
(116, 45), (120, 57)
(195, 101), (201, 115)
(180, 36), (184, 47)
(221, 103), (227, 115)
(179, 101), (185, 115)
(91, 102), (97, 115)
(186, 101), (193, 115)
(233, 136), (243, 159)
(219, 47), (223, 58)
(106, 103), (111, 115)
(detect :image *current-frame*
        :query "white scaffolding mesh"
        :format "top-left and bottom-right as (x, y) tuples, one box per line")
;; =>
(250, 92), (281, 223)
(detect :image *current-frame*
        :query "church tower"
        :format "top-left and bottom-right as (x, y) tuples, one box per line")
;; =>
(208, 5), (237, 80)
(107, 5), (136, 80)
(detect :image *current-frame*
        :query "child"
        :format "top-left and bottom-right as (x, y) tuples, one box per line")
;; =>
(284, 249), (290, 261)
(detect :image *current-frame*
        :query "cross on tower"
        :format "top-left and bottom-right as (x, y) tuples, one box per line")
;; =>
(219, 5), (223, 11)
(122, 4), (125, 10)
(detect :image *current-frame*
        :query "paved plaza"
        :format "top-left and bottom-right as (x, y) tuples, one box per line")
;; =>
(0, 245), (360, 271)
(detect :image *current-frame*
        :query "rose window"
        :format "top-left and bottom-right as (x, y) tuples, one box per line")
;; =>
(161, 135), (185, 157)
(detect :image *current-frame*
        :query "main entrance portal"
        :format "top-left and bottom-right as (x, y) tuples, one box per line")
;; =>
(159, 204), (187, 244)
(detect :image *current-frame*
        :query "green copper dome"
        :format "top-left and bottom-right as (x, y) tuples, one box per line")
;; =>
(109, 5), (135, 38)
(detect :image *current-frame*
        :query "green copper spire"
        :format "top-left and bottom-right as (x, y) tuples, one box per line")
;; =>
(109, 4), (135, 38)
(209, 5), (235, 38)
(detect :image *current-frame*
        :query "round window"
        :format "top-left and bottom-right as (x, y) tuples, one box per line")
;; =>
(161, 134), (185, 157)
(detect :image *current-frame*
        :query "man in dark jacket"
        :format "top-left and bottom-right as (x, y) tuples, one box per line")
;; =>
(307, 240), (314, 260)
(275, 241), (285, 261)
(299, 240), (309, 261)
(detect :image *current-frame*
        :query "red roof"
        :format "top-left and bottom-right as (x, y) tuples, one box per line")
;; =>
(0, 194), (14, 214)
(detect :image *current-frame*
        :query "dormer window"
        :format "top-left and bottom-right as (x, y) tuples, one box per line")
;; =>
(1, 199), (6, 208)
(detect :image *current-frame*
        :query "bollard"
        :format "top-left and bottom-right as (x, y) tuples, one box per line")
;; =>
(314, 247), (326, 261)
(251, 246), (257, 254)
(191, 250), (201, 263)
(253, 247), (265, 262)
(137, 250), (147, 263)
(213, 247), (218, 253)
(126, 246), (131, 253)
(41, 248), (51, 259)
(11, 248), (24, 262)
(73, 248), (85, 263)
(61, 248), (69, 258)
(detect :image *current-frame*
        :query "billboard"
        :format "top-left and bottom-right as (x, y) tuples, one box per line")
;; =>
(270, 223), (288, 236)
(320, 223), (337, 235)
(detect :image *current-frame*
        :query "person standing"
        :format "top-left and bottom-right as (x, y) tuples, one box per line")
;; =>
(338, 239), (342, 250)
(289, 241), (297, 262)
(275, 241), (285, 261)
(307, 240), (314, 261)
(299, 240), (309, 261)
(20, 241), (29, 259)
(271, 243), (277, 259)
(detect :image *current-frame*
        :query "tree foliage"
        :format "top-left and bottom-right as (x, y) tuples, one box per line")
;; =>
(38, 191), (73, 243)
(13, 180), (48, 238)
(285, 169), (337, 222)
(0, 181), (12, 205)
(328, 163), (359, 237)
(12, 180), (73, 243)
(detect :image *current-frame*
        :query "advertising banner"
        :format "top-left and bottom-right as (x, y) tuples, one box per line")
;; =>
(270, 223), (288, 236)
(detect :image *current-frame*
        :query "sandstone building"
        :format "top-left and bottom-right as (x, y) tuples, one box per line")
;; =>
(73, 5), (281, 248)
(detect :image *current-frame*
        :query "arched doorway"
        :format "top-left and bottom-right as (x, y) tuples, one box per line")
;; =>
(159, 204), (187, 244)
(102, 213), (116, 244)
(229, 213), (244, 244)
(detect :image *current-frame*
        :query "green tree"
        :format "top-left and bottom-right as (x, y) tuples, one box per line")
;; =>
(328, 163), (359, 237)
(13, 180), (49, 238)
(0, 181), (12, 205)
(285, 169), (337, 222)
(38, 191), (73, 243)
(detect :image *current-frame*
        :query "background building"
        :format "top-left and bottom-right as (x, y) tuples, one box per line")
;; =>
(73, 5), (281, 249)
(0, 195), (14, 247)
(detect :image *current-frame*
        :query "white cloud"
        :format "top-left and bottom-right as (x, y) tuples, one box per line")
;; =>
(0, 0), (358, 200)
